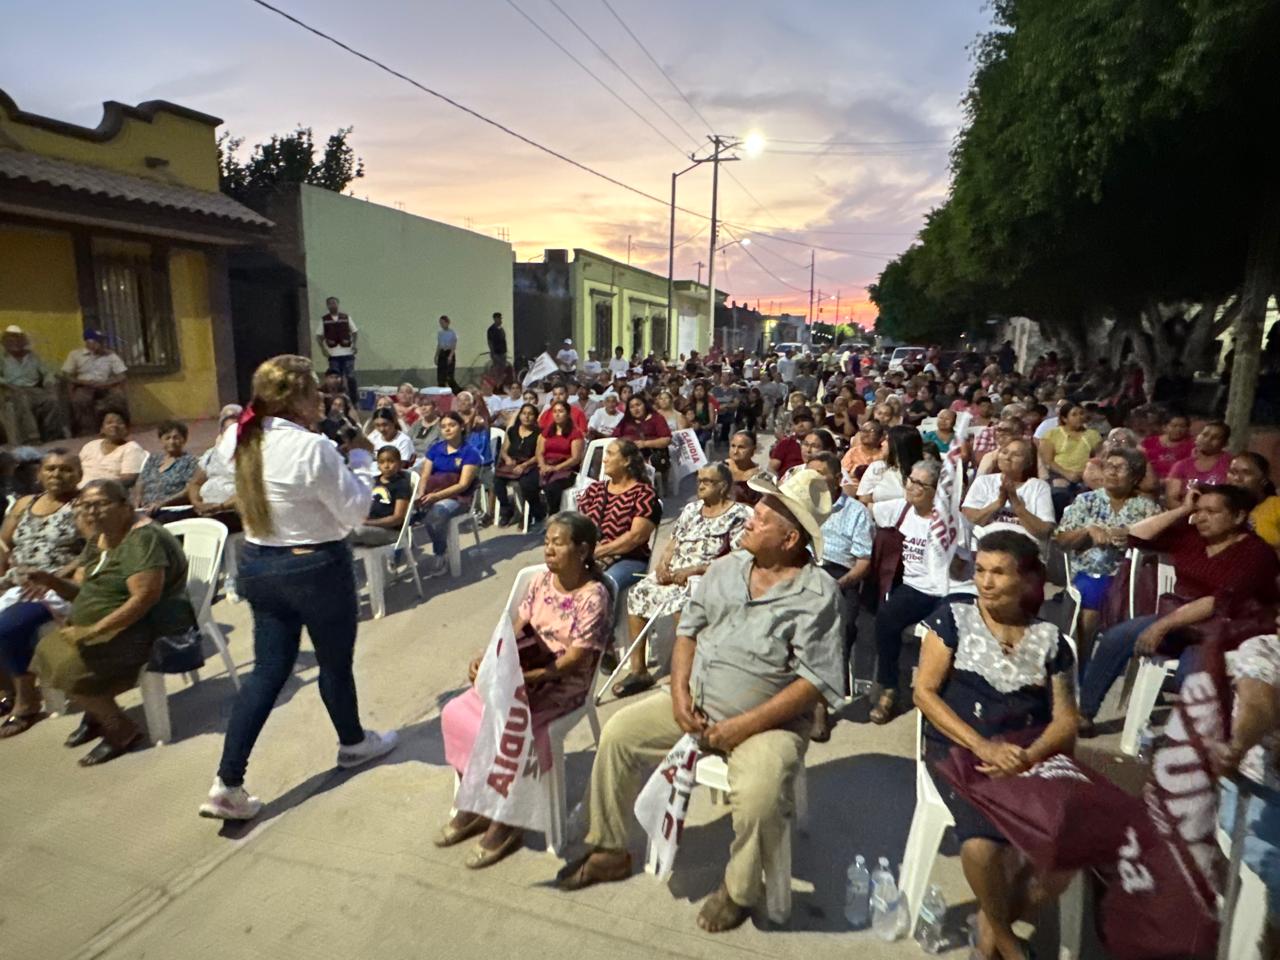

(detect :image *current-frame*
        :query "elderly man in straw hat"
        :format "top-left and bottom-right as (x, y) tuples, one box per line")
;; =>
(0, 324), (66, 442)
(556, 468), (848, 932)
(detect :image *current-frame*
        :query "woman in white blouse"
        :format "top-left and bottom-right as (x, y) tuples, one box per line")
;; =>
(198, 355), (398, 822)
(857, 425), (925, 505)
(961, 438), (1055, 542)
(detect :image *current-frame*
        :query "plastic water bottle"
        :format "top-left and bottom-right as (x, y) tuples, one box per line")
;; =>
(914, 884), (948, 953)
(870, 856), (904, 941)
(1137, 723), (1156, 763)
(844, 855), (871, 929)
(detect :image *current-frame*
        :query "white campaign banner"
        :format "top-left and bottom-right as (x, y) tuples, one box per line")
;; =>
(522, 352), (559, 388)
(634, 734), (701, 880)
(670, 429), (708, 482)
(453, 617), (552, 833)
(629, 375), (650, 394)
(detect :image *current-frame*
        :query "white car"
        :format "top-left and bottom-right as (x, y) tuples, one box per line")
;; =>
(888, 346), (927, 371)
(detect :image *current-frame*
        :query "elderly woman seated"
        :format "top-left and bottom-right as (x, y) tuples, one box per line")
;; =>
(28, 479), (197, 765)
(436, 512), (611, 867)
(575, 439), (661, 596)
(185, 404), (242, 530)
(725, 430), (764, 505)
(914, 530), (1079, 960)
(1081, 427), (1159, 498)
(135, 419), (198, 517)
(0, 450), (85, 737)
(962, 437), (1054, 543)
(78, 409), (146, 488)
(611, 463), (750, 699)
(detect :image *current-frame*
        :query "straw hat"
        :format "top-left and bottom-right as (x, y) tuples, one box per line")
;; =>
(747, 468), (833, 559)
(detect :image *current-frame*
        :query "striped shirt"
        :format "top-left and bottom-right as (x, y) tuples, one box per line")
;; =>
(576, 479), (661, 563)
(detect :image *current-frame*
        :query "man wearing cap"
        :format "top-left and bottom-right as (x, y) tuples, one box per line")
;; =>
(60, 328), (127, 436)
(0, 325), (65, 442)
(315, 296), (359, 402)
(557, 468), (847, 933)
(556, 338), (579, 374)
(436, 315), (460, 394)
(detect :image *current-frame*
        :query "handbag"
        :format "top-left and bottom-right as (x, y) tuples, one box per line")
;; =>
(147, 626), (206, 674)
(861, 504), (910, 613)
(1153, 591), (1274, 653)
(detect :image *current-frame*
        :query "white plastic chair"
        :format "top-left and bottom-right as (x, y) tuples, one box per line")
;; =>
(445, 510), (482, 578)
(644, 750), (809, 924)
(354, 471), (424, 618)
(1219, 823), (1266, 960)
(139, 518), (240, 745)
(222, 530), (244, 603)
(449, 563), (602, 855)
(576, 437), (612, 488)
(1119, 559), (1178, 756)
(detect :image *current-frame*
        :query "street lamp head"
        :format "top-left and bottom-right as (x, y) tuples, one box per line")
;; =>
(740, 237), (751, 247)
(743, 132), (766, 157)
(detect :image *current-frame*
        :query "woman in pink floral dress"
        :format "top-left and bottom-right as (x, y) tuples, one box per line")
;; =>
(436, 511), (611, 868)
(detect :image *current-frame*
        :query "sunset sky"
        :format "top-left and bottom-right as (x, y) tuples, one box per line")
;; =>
(3, 0), (992, 327)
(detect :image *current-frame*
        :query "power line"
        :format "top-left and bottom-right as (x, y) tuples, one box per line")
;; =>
(723, 223), (900, 258)
(503, 0), (689, 156)
(245, 0), (716, 220)
(766, 147), (948, 157)
(722, 228), (809, 293)
(598, 0), (715, 132)
(546, 0), (701, 151)
(770, 137), (951, 146)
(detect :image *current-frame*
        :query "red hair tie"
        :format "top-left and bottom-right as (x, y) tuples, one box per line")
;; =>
(235, 401), (260, 451)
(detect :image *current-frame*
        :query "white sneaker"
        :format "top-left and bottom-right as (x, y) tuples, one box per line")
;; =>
(336, 729), (399, 769)
(199, 777), (262, 820)
(422, 555), (449, 579)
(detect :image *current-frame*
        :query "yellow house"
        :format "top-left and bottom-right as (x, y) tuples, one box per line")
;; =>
(0, 90), (271, 429)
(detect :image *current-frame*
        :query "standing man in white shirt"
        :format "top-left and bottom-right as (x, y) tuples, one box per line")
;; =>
(776, 349), (798, 388)
(436, 315), (461, 394)
(556, 338), (580, 374)
(315, 296), (359, 403)
(608, 345), (630, 380)
(582, 348), (604, 383)
(61, 327), (128, 436)
(198, 354), (398, 821)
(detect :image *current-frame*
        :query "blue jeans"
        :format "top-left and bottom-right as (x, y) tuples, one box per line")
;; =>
(1220, 779), (1280, 921)
(1079, 615), (1160, 718)
(421, 498), (466, 554)
(0, 601), (53, 674)
(216, 541), (364, 787)
(602, 558), (648, 595)
(326, 354), (357, 403)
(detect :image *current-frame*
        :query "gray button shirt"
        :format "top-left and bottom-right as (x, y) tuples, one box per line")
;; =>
(682, 550), (847, 731)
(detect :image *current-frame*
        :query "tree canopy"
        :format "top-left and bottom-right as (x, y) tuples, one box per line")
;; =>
(870, 0), (1280, 441)
(217, 125), (364, 209)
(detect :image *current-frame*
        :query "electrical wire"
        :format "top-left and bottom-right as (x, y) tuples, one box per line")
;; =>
(546, 0), (702, 151)
(721, 228), (809, 292)
(769, 137), (951, 146)
(503, 0), (689, 156)
(598, 0), (715, 132)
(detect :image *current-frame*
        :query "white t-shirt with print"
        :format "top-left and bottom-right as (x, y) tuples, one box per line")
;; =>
(962, 474), (1054, 532)
(872, 499), (952, 596)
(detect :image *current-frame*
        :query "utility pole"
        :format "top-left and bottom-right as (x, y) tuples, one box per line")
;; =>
(807, 250), (815, 326)
(835, 291), (841, 329)
(704, 134), (741, 357)
(695, 260), (704, 284)
(627, 235), (632, 265)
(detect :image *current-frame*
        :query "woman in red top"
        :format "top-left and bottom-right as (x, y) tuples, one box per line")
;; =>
(574, 439), (660, 595)
(1079, 484), (1280, 732)
(1165, 420), (1232, 505)
(613, 395), (672, 486)
(535, 400), (584, 518)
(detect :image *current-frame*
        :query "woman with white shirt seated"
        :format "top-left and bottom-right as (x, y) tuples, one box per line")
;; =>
(185, 404), (242, 531)
(961, 438), (1055, 542)
(857, 425), (925, 505)
(366, 407), (416, 466)
(198, 355), (398, 822)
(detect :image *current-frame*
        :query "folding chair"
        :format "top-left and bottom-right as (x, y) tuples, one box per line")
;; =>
(1119, 559), (1178, 756)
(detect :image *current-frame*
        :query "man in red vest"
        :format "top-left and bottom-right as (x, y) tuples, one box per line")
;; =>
(315, 296), (359, 401)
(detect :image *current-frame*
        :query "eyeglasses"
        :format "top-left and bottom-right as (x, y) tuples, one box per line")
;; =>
(75, 499), (118, 514)
(905, 477), (936, 490)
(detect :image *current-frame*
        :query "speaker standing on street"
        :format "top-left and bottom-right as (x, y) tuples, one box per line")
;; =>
(199, 354), (398, 821)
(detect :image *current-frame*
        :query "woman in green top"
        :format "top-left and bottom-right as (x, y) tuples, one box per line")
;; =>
(29, 479), (196, 766)
(1040, 402), (1102, 518)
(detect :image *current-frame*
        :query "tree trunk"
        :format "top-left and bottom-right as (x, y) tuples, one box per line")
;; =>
(1225, 179), (1280, 450)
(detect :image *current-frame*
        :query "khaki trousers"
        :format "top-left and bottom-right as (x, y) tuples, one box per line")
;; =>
(585, 691), (806, 909)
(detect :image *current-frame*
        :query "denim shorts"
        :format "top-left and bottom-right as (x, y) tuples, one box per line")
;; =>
(1220, 778), (1280, 920)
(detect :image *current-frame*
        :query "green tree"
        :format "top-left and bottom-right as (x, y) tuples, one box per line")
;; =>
(217, 126), (364, 210)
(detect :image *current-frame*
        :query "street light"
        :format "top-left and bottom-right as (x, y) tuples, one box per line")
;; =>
(717, 237), (750, 253)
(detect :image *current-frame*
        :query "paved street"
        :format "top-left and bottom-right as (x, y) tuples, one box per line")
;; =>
(1, 473), (1141, 960)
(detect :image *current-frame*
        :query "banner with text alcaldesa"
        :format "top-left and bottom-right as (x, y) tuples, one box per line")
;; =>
(453, 617), (552, 833)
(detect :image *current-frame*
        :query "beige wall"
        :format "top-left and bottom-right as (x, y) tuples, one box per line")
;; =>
(298, 186), (513, 387)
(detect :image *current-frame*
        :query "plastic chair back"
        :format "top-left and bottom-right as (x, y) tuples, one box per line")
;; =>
(164, 518), (229, 617)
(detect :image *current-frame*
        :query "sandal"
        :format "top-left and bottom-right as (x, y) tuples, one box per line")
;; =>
(464, 829), (523, 869)
(1077, 716), (1097, 739)
(433, 815), (490, 848)
(556, 850), (632, 891)
(78, 730), (144, 767)
(869, 689), (898, 725)
(809, 703), (832, 743)
(65, 716), (102, 749)
(696, 885), (752, 933)
(611, 673), (656, 700)
(598, 649), (619, 673)
(0, 711), (47, 739)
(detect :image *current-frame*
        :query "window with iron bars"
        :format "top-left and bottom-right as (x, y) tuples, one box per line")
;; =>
(90, 238), (179, 373)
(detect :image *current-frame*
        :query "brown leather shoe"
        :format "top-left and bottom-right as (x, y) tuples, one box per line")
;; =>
(556, 850), (632, 891)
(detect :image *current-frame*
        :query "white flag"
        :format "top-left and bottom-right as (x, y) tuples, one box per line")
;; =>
(629, 375), (649, 394)
(634, 734), (701, 880)
(670, 429), (708, 483)
(522, 352), (559, 388)
(453, 617), (553, 833)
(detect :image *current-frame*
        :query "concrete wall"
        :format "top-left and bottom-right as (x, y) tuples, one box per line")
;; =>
(298, 186), (513, 388)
